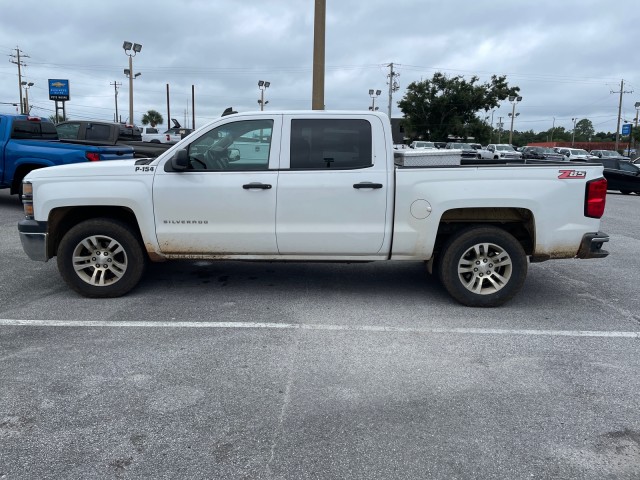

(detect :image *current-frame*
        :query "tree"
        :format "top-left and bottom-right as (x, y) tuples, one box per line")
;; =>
(141, 110), (163, 127)
(573, 118), (595, 141)
(48, 114), (68, 124)
(398, 72), (520, 143)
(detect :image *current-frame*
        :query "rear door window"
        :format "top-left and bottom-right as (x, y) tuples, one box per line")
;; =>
(289, 119), (372, 169)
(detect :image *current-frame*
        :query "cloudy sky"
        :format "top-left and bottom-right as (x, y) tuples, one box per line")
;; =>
(1, 0), (638, 136)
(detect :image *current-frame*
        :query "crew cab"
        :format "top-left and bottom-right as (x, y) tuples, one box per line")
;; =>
(0, 114), (134, 195)
(18, 111), (610, 307)
(56, 120), (173, 158)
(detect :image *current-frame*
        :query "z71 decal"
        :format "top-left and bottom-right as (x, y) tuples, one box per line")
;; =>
(558, 170), (586, 179)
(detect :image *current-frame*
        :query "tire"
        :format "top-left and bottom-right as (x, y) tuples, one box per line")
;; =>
(437, 226), (527, 307)
(57, 218), (146, 298)
(620, 190), (631, 195)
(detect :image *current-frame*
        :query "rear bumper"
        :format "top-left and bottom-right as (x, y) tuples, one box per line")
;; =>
(18, 219), (49, 262)
(576, 231), (609, 259)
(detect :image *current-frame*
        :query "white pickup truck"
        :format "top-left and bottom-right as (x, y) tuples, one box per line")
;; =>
(140, 126), (181, 144)
(478, 144), (523, 160)
(18, 111), (610, 307)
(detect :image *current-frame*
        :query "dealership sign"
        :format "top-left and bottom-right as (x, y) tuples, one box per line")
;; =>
(48, 79), (70, 101)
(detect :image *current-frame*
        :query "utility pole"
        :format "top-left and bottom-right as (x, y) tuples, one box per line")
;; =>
(110, 81), (121, 122)
(311, 0), (325, 110)
(611, 79), (633, 151)
(191, 84), (195, 130)
(9, 47), (29, 114)
(386, 62), (400, 119)
(166, 84), (170, 133)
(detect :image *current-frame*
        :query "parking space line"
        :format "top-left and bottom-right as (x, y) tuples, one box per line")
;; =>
(0, 319), (639, 338)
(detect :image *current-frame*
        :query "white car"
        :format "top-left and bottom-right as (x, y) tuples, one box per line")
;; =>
(556, 148), (597, 161)
(140, 127), (181, 144)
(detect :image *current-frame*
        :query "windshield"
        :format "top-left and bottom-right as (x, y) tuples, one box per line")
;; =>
(571, 149), (589, 155)
(496, 145), (515, 151)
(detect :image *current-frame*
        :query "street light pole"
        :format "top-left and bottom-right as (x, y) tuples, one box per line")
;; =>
(122, 41), (142, 124)
(571, 117), (577, 146)
(21, 81), (33, 114)
(258, 80), (270, 110)
(508, 95), (522, 144)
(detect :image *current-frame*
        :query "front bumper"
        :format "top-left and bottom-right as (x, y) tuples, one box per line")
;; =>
(576, 231), (610, 259)
(18, 219), (49, 262)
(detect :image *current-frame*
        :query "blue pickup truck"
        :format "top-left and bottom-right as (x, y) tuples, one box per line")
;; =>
(0, 114), (134, 195)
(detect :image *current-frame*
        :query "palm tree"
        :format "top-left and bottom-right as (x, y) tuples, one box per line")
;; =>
(141, 110), (164, 128)
(48, 114), (68, 124)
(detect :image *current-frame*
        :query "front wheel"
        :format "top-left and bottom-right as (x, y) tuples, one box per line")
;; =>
(57, 218), (146, 298)
(437, 226), (527, 307)
(620, 190), (631, 195)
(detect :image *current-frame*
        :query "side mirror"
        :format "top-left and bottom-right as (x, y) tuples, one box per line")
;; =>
(228, 148), (240, 162)
(171, 149), (189, 171)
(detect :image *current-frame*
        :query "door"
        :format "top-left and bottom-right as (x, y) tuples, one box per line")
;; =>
(153, 116), (281, 255)
(275, 115), (390, 256)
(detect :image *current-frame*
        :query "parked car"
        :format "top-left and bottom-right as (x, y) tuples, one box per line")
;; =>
(410, 141), (436, 149)
(556, 148), (597, 161)
(18, 110), (610, 307)
(521, 146), (566, 161)
(56, 120), (174, 158)
(1, 114), (134, 195)
(444, 142), (477, 158)
(589, 150), (630, 160)
(478, 144), (523, 160)
(588, 158), (640, 195)
(165, 119), (194, 139)
(140, 126), (181, 144)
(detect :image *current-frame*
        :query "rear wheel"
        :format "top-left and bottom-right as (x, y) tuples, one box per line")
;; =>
(57, 218), (146, 298)
(438, 226), (527, 307)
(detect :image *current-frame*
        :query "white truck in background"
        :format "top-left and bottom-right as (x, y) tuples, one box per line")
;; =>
(18, 111), (610, 307)
(140, 126), (181, 144)
(478, 144), (523, 160)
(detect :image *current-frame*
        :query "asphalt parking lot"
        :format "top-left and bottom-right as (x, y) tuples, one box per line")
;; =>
(1, 189), (639, 479)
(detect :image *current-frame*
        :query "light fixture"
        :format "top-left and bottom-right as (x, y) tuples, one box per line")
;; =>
(369, 89), (382, 111)
(258, 80), (270, 111)
(123, 40), (142, 123)
(508, 95), (522, 144)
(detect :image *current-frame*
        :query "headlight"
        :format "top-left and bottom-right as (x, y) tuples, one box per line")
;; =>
(22, 181), (34, 219)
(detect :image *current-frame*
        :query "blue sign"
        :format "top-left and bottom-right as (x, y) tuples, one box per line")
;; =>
(621, 123), (632, 135)
(48, 79), (70, 101)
